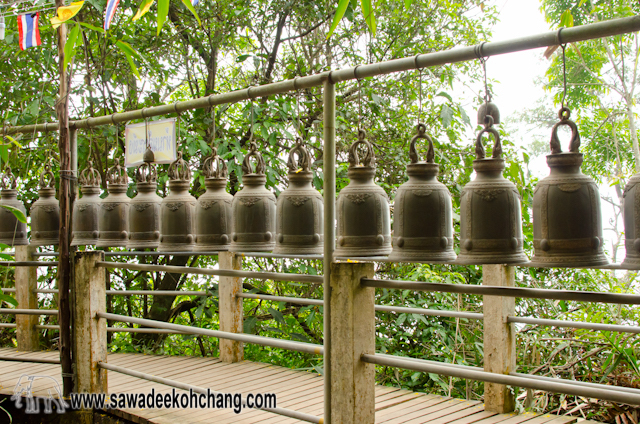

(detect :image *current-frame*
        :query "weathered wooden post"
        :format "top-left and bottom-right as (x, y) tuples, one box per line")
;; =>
(330, 261), (376, 423)
(482, 264), (516, 413)
(15, 245), (39, 351)
(73, 251), (107, 394)
(218, 251), (243, 362)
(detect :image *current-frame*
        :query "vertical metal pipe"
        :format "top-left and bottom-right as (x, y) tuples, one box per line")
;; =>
(70, 128), (77, 179)
(323, 78), (336, 424)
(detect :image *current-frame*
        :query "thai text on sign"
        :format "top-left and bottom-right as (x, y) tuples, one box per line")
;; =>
(125, 118), (177, 167)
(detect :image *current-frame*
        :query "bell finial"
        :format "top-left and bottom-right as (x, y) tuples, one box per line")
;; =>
(168, 151), (192, 181)
(106, 158), (128, 185)
(39, 161), (55, 189)
(203, 147), (228, 179)
(287, 137), (311, 173)
(474, 115), (502, 160)
(135, 162), (158, 184)
(241, 141), (266, 175)
(80, 160), (101, 187)
(409, 123), (435, 164)
(348, 129), (376, 168)
(549, 107), (580, 154)
(1, 166), (16, 190)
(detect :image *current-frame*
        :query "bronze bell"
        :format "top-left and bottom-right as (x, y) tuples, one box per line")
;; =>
(477, 101), (500, 126)
(97, 159), (130, 248)
(334, 130), (391, 258)
(389, 124), (456, 262)
(457, 117), (528, 265)
(71, 161), (102, 246)
(623, 173), (640, 266)
(127, 162), (162, 250)
(0, 167), (28, 246)
(274, 138), (324, 255)
(531, 108), (608, 267)
(158, 151), (197, 252)
(195, 147), (233, 251)
(229, 141), (277, 252)
(30, 162), (60, 246)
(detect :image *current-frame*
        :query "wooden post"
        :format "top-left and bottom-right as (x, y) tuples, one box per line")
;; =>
(482, 264), (516, 413)
(15, 245), (39, 351)
(218, 252), (243, 362)
(73, 251), (107, 394)
(330, 261), (376, 424)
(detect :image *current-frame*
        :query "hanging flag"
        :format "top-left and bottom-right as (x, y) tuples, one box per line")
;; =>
(192, 0), (199, 5)
(104, 0), (120, 30)
(50, 1), (85, 30)
(17, 13), (41, 50)
(132, 0), (154, 22)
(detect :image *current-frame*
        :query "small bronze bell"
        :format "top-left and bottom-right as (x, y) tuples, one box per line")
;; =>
(127, 162), (162, 250)
(158, 151), (197, 252)
(195, 147), (233, 251)
(531, 108), (608, 267)
(71, 161), (102, 246)
(623, 173), (640, 266)
(30, 163), (60, 246)
(334, 130), (391, 258)
(477, 101), (500, 126)
(274, 138), (324, 255)
(97, 159), (130, 248)
(0, 167), (28, 246)
(229, 141), (277, 252)
(457, 117), (528, 265)
(389, 124), (456, 262)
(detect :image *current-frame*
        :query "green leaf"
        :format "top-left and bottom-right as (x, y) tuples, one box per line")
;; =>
(0, 294), (18, 307)
(327, 0), (351, 39)
(236, 54), (251, 63)
(360, 0), (376, 35)
(180, 0), (202, 27)
(63, 24), (81, 72)
(0, 205), (27, 223)
(243, 316), (257, 333)
(268, 307), (285, 325)
(440, 104), (454, 128)
(404, 0), (412, 8)
(116, 40), (141, 79)
(436, 91), (453, 102)
(560, 9), (574, 28)
(3, 135), (22, 148)
(157, 0), (170, 35)
(0, 146), (8, 165)
(78, 21), (104, 33)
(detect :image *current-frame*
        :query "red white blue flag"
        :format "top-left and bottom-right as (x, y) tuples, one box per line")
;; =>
(17, 13), (41, 50)
(104, 0), (120, 30)
(192, 0), (199, 5)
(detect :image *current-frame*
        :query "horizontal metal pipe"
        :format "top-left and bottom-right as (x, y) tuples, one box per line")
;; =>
(0, 308), (58, 315)
(362, 278), (640, 305)
(96, 261), (324, 284)
(98, 312), (324, 356)
(375, 304), (483, 320)
(361, 354), (640, 406)
(36, 325), (60, 330)
(0, 355), (60, 364)
(0, 261), (58, 267)
(237, 252), (324, 261)
(108, 327), (187, 334)
(508, 316), (640, 334)
(2, 288), (58, 294)
(106, 290), (209, 296)
(1, 288), (15, 293)
(98, 362), (321, 423)
(7, 15), (640, 135)
(0, 323), (16, 328)
(104, 251), (221, 257)
(32, 252), (59, 257)
(238, 293), (324, 306)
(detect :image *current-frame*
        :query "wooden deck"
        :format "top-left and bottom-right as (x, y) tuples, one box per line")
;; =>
(0, 347), (588, 424)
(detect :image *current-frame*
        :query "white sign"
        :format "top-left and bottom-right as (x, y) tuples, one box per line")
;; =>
(125, 118), (177, 167)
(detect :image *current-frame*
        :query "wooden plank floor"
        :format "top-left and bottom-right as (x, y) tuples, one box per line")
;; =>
(0, 347), (585, 424)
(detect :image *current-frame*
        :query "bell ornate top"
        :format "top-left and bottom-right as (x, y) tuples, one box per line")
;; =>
(287, 138), (311, 173)
(348, 130), (376, 168)
(80, 160), (101, 187)
(135, 162), (157, 184)
(203, 147), (228, 179)
(168, 151), (191, 181)
(409, 123), (435, 164)
(550, 107), (580, 154)
(474, 116), (502, 160)
(1, 166), (17, 190)
(40, 162), (55, 189)
(106, 158), (128, 186)
(242, 141), (266, 175)
(476, 101), (501, 126)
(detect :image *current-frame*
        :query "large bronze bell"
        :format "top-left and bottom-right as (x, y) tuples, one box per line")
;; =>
(0, 167), (28, 246)
(127, 162), (162, 249)
(71, 161), (102, 246)
(274, 138), (324, 255)
(229, 141), (277, 252)
(389, 124), (456, 262)
(195, 147), (233, 251)
(97, 159), (130, 248)
(531, 108), (608, 267)
(334, 130), (392, 257)
(623, 173), (640, 266)
(457, 117), (527, 265)
(158, 151), (196, 252)
(30, 162), (60, 246)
